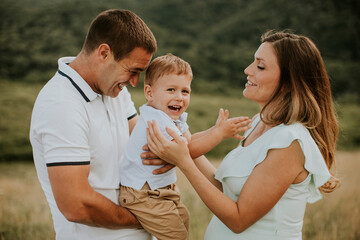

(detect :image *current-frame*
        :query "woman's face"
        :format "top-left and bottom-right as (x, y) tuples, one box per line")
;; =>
(243, 42), (281, 108)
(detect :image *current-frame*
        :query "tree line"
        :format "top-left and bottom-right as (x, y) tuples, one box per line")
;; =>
(0, 0), (359, 98)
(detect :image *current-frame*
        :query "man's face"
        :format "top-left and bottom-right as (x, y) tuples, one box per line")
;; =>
(100, 47), (152, 97)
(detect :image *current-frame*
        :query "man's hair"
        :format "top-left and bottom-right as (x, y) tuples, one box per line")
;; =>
(82, 9), (157, 61)
(144, 53), (193, 86)
(260, 30), (339, 193)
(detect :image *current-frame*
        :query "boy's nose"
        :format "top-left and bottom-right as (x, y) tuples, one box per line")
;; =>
(175, 92), (183, 100)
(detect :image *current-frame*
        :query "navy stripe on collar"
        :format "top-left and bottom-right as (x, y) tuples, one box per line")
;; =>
(58, 70), (90, 102)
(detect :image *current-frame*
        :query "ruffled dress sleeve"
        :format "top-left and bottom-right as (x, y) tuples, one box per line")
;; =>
(214, 115), (331, 203)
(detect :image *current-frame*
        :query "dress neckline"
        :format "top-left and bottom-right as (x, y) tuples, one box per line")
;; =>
(241, 115), (282, 148)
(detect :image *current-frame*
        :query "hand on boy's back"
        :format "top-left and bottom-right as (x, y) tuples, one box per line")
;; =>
(215, 108), (252, 140)
(141, 144), (175, 174)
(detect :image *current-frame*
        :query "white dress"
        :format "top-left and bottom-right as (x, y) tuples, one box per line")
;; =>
(204, 115), (331, 240)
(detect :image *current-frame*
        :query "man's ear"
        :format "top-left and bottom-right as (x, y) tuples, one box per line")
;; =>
(144, 84), (153, 102)
(97, 43), (112, 62)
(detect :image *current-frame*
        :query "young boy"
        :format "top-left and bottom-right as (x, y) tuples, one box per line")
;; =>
(119, 53), (250, 240)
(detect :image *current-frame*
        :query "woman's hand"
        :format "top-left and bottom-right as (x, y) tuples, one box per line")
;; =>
(146, 120), (192, 169)
(215, 108), (252, 140)
(140, 145), (175, 175)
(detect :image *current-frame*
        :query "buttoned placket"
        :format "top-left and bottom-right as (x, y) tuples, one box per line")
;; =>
(101, 95), (119, 165)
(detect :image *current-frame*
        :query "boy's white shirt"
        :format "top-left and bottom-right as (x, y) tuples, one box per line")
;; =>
(119, 104), (189, 190)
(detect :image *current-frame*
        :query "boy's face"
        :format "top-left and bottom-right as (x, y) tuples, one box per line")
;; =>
(145, 74), (192, 120)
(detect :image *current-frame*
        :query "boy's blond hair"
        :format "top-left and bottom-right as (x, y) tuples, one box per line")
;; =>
(144, 53), (193, 86)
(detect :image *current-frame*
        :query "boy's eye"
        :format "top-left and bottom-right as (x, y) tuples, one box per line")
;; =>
(182, 90), (190, 94)
(167, 88), (175, 92)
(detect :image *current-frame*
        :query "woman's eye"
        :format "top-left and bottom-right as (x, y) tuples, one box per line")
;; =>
(257, 66), (265, 70)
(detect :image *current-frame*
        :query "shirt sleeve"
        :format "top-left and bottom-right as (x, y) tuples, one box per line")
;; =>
(215, 122), (330, 203)
(261, 124), (331, 203)
(38, 99), (91, 166)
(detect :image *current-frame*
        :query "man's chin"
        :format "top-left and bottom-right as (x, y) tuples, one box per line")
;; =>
(110, 89), (122, 98)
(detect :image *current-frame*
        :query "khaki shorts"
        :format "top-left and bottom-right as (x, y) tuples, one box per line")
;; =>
(119, 183), (190, 240)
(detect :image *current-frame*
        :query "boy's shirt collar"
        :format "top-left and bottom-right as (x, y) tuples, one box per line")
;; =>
(140, 104), (188, 133)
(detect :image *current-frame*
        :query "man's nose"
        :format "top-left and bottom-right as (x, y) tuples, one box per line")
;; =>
(129, 74), (140, 87)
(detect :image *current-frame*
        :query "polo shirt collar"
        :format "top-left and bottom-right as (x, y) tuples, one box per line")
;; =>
(57, 57), (99, 102)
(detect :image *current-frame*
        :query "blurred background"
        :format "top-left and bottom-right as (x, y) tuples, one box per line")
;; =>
(0, 0), (359, 161)
(0, 0), (359, 239)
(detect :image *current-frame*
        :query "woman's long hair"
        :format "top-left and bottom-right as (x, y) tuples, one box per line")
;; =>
(260, 30), (339, 193)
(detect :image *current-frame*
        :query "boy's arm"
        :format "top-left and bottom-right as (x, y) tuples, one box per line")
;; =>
(188, 126), (215, 141)
(188, 109), (251, 159)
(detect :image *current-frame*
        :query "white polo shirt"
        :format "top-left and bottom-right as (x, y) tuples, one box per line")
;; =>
(30, 57), (152, 240)
(119, 104), (189, 190)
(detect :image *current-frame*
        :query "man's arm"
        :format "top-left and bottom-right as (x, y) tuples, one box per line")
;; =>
(48, 165), (141, 229)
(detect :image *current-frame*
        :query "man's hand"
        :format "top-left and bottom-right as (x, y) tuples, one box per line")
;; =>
(141, 145), (175, 174)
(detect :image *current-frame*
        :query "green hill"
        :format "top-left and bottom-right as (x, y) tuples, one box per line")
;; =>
(1, 0), (359, 97)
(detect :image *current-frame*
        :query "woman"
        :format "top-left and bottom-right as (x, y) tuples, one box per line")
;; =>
(145, 30), (339, 239)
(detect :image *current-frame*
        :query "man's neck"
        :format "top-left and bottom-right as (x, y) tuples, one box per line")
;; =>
(69, 52), (99, 94)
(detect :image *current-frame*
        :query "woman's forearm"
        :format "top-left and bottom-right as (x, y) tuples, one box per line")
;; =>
(178, 159), (246, 233)
(193, 155), (222, 190)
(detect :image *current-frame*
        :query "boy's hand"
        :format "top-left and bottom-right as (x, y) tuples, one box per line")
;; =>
(215, 108), (252, 140)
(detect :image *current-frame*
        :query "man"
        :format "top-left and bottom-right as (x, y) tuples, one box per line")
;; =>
(30, 9), (169, 240)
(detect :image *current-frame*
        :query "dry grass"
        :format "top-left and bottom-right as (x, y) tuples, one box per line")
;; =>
(0, 163), (54, 240)
(0, 151), (359, 239)
(302, 151), (360, 240)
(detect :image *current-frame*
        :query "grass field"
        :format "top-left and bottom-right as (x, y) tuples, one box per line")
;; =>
(1, 80), (359, 162)
(1, 151), (359, 240)
(0, 81), (359, 239)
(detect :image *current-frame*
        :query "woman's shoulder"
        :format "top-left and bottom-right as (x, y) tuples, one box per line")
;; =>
(273, 123), (331, 203)
(271, 122), (310, 141)
(255, 122), (316, 164)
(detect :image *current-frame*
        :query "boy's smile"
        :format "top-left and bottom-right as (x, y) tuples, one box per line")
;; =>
(145, 74), (192, 120)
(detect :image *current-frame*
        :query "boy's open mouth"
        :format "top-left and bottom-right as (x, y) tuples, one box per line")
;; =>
(168, 105), (181, 112)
